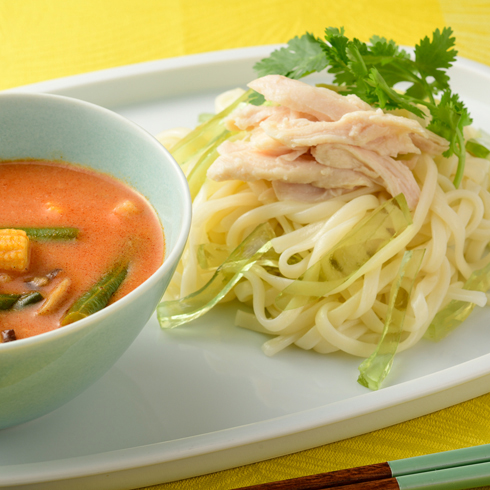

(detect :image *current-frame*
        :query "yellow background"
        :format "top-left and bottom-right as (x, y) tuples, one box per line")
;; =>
(2, 0), (489, 90)
(2, 0), (490, 489)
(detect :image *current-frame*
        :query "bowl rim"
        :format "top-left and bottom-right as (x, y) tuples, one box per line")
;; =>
(0, 91), (192, 352)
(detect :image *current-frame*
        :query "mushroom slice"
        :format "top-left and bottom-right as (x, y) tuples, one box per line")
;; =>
(37, 277), (71, 316)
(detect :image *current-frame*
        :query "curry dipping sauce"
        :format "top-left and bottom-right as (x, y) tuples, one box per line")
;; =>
(0, 160), (165, 340)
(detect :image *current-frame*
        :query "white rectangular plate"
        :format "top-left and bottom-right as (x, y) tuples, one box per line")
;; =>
(1, 47), (490, 490)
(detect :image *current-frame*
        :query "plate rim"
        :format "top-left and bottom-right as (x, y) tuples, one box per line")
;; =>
(2, 46), (490, 488)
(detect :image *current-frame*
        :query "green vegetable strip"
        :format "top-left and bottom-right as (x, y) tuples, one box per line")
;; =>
(61, 262), (128, 326)
(196, 243), (279, 271)
(5, 227), (79, 241)
(197, 243), (232, 270)
(157, 223), (275, 329)
(197, 113), (215, 124)
(187, 131), (245, 200)
(466, 139), (490, 159)
(0, 294), (21, 310)
(275, 194), (412, 311)
(425, 260), (490, 341)
(13, 292), (44, 310)
(170, 89), (254, 169)
(358, 249), (425, 390)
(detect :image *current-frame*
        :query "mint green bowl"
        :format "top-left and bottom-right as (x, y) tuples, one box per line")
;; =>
(0, 93), (191, 430)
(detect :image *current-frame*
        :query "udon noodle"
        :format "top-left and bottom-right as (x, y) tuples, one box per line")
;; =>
(157, 86), (490, 366)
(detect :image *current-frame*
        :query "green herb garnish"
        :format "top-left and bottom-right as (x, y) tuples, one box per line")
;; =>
(253, 27), (472, 187)
(255, 32), (328, 80)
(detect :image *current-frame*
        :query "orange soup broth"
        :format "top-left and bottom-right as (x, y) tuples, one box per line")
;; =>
(0, 161), (165, 339)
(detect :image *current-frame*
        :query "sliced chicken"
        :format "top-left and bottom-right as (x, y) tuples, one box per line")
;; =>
(271, 182), (368, 202)
(310, 144), (379, 178)
(249, 129), (309, 157)
(225, 104), (317, 132)
(249, 75), (373, 121)
(206, 75), (447, 209)
(260, 109), (425, 157)
(225, 105), (291, 132)
(208, 142), (373, 190)
(312, 144), (420, 209)
(410, 132), (449, 156)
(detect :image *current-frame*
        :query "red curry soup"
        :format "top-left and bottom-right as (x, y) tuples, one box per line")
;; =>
(0, 160), (165, 341)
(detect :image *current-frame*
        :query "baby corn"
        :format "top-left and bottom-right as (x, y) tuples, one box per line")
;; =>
(0, 229), (31, 271)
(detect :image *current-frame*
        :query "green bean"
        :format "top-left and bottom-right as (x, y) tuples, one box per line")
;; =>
(2, 227), (79, 240)
(0, 292), (45, 311)
(13, 292), (44, 310)
(0, 294), (21, 310)
(61, 262), (128, 326)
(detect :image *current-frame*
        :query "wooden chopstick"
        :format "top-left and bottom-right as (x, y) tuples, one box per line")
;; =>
(233, 443), (490, 490)
(232, 462), (395, 489)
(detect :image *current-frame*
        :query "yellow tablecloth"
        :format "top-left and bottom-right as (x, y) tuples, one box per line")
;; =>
(2, 1), (490, 488)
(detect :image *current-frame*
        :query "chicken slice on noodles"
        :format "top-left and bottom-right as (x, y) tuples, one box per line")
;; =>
(208, 75), (451, 209)
(248, 74), (373, 121)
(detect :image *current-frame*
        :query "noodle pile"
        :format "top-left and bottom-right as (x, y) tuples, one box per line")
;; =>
(157, 87), (490, 383)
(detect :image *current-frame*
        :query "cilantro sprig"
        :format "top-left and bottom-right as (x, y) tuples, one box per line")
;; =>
(254, 27), (475, 187)
(255, 32), (328, 80)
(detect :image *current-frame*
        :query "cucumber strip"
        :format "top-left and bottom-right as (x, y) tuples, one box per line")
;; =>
(466, 139), (490, 159)
(0, 294), (21, 310)
(61, 262), (128, 326)
(2, 227), (79, 240)
(157, 223), (275, 329)
(170, 89), (254, 169)
(358, 249), (425, 390)
(274, 194), (412, 311)
(186, 131), (246, 200)
(425, 259), (490, 341)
